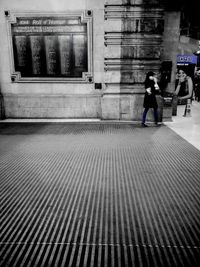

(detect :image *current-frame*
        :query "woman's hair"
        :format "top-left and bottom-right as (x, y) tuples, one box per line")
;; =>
(177, 67), (189, 76)
(146, 71), (155, 78)
(144, 71), (155, 84)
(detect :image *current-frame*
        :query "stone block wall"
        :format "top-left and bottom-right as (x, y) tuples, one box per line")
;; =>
(0, 0), (104, 119)
(102, 0), (165, 121)
(0, 0), (180, 120)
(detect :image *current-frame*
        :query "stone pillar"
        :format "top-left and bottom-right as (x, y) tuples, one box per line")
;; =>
(102, 0), (165, 121)
(162, 10), (181, 94)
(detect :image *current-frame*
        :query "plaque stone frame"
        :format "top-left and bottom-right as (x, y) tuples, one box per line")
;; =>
(6, 10), (93, 83)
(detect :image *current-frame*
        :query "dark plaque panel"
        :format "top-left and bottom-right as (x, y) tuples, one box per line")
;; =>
(73, 34), (88, 77)
(14, 36), (27, 67)
(58, 35), (72, 76)
(45, 36), (60, 76)
(30, 36), (46, 75)
(11, 16), (89, 79)
(13, 35), (32, 76)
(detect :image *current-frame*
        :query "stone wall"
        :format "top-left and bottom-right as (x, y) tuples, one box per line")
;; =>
(0, 0), (104, 119)
(0, 0), (181, 120)
(102, 0), (165, 121)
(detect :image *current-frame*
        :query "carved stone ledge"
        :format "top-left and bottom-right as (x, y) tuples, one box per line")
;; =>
(104, 33), (162, 45)
(104, 18), (164, 34)
(104, 5), (164, 19)
(104, 58), (161, 67)
(105, 45), (163, 59)
(105, 0), (162, 6)
(104, 67), (161, 84)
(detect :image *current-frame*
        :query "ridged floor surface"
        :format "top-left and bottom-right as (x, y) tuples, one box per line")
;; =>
(0, 123), (200, 267)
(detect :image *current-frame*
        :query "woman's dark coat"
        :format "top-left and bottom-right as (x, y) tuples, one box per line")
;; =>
(143, 79), (158, 108)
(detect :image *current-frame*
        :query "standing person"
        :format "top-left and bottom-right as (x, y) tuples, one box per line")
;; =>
(174, 68), (193, 101)
(141, 71), (160, 127)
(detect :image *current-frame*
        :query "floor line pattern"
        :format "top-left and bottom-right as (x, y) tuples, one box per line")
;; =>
(0, 123), (200, 266)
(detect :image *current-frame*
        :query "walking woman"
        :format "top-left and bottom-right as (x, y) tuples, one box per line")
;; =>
(141, 71), (160, 127)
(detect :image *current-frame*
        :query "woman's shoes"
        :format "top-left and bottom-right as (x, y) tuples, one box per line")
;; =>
(141, 123), (161, 127)
(141, 123), (148, 127)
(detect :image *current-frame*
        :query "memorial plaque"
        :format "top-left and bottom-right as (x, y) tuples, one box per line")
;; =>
(10, 15), (91, 81)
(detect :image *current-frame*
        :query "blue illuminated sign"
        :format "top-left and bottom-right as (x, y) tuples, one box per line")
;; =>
(177, 55), (197, 65)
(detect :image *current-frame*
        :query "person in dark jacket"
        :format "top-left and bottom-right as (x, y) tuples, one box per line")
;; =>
(174, 68), (193, 101)
(141, 71), (160, 127)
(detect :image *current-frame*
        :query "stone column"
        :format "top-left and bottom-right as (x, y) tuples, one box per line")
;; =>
(102, 0), (165, 121)
(162, 11), (181, 94)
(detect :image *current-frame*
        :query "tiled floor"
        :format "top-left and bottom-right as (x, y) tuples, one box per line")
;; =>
(164, 100), (200, 151)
